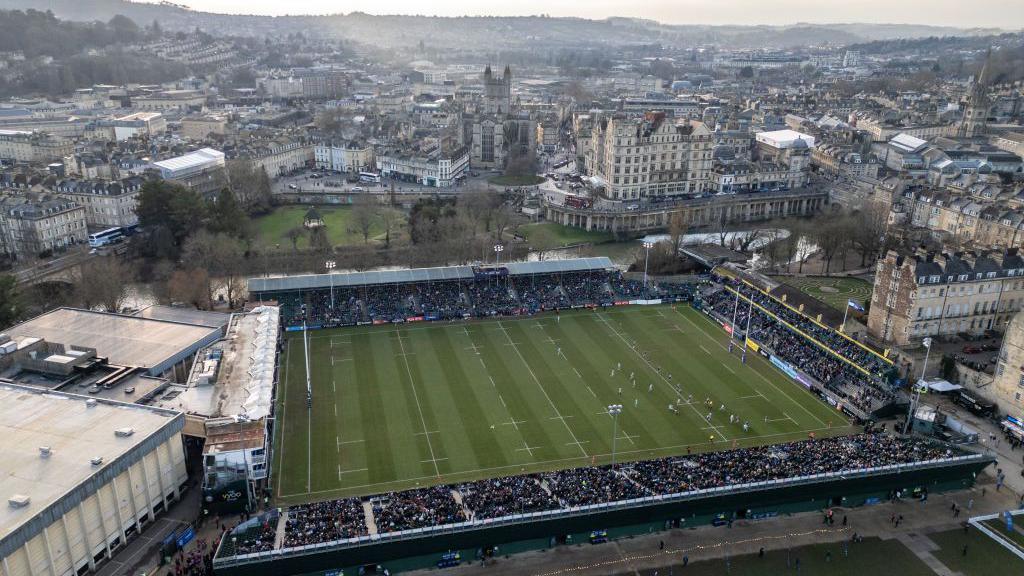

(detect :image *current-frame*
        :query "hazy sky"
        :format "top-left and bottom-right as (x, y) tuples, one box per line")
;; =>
(151, 1), (1024, 28)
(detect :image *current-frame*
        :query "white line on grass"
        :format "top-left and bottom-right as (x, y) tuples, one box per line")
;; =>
(595, 312), (729, 441)
(279, 424), (858, 499)
(276, 341), (291, 498)
(573, 367), (582, 378)
(585, 385), (597, 398)
(675, 308), (831, 428)
(395, 330), (443, 477)
(497, 320), (589, 457)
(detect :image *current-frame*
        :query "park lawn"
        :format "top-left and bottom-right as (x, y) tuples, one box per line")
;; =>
(929, 527), (1024, 576)
(771, 276), (873, 313)
(518, 221), (614, 249)
(488, 174), (545, 186)
(643, 537), (934, 576)
(254, 205), (386, 249)
(273, 304), (853, 505)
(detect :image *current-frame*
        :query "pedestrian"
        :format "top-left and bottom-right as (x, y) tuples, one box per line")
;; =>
(962, 544), (968, 557)
(758, 547), (764, 559)
(825, 551), (831, 563)
(659, 540), (664, 550)
(842, 515), (847, 526)
(683, 555), (688, 567)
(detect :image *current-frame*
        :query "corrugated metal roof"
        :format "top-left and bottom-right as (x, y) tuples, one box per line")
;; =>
(247, 257), (616, 293)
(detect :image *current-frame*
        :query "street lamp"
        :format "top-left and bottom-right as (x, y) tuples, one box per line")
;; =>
(325, 260), (336, 309)
(903, 337), (932, 435)
(642, 241), (654, 290)
(493, 244), (504, 266)
(608, 404), (623, 467)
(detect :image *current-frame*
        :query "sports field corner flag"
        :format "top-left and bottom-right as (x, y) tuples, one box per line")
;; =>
(847, 299), (865, 312)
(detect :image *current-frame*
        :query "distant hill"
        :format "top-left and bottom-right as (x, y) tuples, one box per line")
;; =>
(5, 1), (1006, 49)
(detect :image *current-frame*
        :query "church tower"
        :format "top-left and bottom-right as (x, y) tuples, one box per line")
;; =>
(957, 50), (992, 138)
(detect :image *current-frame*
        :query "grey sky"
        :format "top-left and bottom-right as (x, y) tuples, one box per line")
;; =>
(152, 1), (1024, 28)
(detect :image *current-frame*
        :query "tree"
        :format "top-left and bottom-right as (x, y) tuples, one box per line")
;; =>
(136, 179), (206, 255)
(378, 207), (403, 249)
(182, 231), (246, 307)
(527, 226), (559, 260)
(850, 204), (889, 267)
(813, 214), (851, 275)
(206, 187), (251, 240)
(75, 256), (134, 312)
(285, 227), (305, 251)
(167, 268), (211, 310)
(0, 274), (21, 328)
(739, 66), (754, 79)
(349, 195), (377, 244)
(309, 225), (332, 254)
(226, 160), (273, 215)
(668, 212), (688, 255)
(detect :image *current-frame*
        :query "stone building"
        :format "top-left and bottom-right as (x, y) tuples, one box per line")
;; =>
(0, 193), (87, 260)
(587, 111), (714, 201)
(992, 310), (1024, 423)
(867, 248), (1024, 346)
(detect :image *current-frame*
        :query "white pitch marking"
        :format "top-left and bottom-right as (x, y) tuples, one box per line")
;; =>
(516, 444), (541, 457)
(573, 367), (582, 378)
(497, 320), (588, 457)
(723, 364), (736, 374)
(421, 457), (449, 463)
(499, 394), (507, 408)
(414, 430), (440, 436)
(585, 386), (597, 398)
(699, 345), (712, 355)
(339, 467), (368, 476)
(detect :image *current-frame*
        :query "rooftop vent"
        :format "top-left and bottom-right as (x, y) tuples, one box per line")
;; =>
(38, 446), (52, 458)
(114, 427), (134, 438)
(85, 399), (97, 408)
(8, 494), (30, 509)
(90, 456), (103, 466)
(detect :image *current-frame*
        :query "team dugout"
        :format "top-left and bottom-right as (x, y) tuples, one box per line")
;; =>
(246, 257), (692, 330)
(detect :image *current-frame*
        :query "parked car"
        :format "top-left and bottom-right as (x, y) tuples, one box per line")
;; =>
(962, 345), (982, 354)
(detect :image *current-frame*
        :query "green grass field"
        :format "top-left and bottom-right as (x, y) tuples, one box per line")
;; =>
(771, 276), (872, 312)
(254, 205), (388, 249)
(518, 221), (614, 249)
(929, 526), (1024, 575)
(488, 174), (545, 186)
(273, 305), (854, 504)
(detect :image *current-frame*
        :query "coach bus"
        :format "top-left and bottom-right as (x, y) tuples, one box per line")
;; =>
(88, 227), (124, 248)
(359, 171), (381, 184)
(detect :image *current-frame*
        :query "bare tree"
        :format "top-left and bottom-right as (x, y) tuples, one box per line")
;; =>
(379, 206), (403, 249)
(850, 204), (890, 267)
(813, 214), (851, 275)
(167, 268), (212, 310)
(182, 230), (247, 307)
(285, 226), (305, 251)
(668, 211), (688, 254)
(349, 195), (377, 244)
(76, 256), (135, 312)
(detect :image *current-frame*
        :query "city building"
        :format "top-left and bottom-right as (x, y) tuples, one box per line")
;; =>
(180, 115), (228, 141)
(992, 311), (1024, 424)
(867, 248), (1024, 345)
(0, 130), (74, 163)
(587, 111), (714, 201)
(239, 141), (313, 178)
(0, 382), (187, 576)
(132, 89), (206, 112)
(152, 148), (228, 197)
(0, 193), (87, 261)
(957, 50), (992, 139)
(54, 176), (144, 229)
(109, 112), (167, 141)
(313, 142), (375, 173)
(377, 140), (469, 187)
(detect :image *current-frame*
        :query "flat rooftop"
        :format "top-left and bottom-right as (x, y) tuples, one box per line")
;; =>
(5, 308), (220, 375)
(133, 305), (230, 330)
(0, 384), (181, 542)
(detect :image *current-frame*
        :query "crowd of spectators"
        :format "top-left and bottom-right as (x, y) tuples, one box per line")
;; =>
(263, 433), (962, 552)
(172, 538), (214, 576)
(272, 270), (693, 327)
(371, 486), (468, 532)
(458, 474), (559, 520)
(702, 284), (897, 413)
(283, 498), (367, 547)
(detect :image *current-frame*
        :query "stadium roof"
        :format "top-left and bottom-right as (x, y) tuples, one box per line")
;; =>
(248, 257), (616, 293)
(0, 383), (182, 550)
(5, 308), (221, 375)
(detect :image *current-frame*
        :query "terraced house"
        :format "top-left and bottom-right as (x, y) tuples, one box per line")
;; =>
(868, 247), (1024, 345)
(53, 176), (144, 229)
(0, 193), (87, 261)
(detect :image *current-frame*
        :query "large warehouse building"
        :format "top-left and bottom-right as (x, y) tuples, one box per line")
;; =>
(0, 384), (188, 576)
